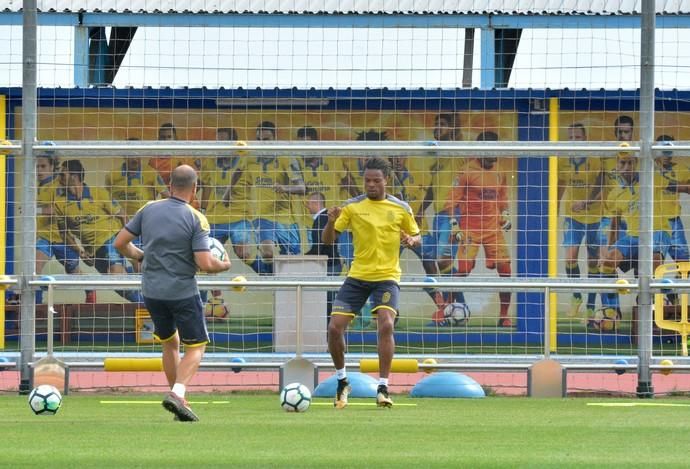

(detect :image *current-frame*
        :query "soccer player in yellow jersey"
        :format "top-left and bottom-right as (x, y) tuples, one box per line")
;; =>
(106, 155), (169, 220)
(596, 116), (636, 316)
(655, 135), (690, 262)
(35, 144), (90, 302)
(323, 157), (420, 409)
(247, 122), (306, 274)
(431, 113), (465, 277)
(54, 159), (142, 303)
(200, 128), (256, 266)
(198, 128), (258, 313)
(558, 123), (605, 318)
(598, 149), (690, 329)
(296, 126), (349, 251)
(338, 130), (391, 269)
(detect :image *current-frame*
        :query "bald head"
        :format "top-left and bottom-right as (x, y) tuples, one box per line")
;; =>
(170, 165), (198, 201)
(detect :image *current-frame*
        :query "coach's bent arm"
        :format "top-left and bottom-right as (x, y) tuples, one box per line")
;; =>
(114, 228), (144, 262)
(195, 251), (232, 274)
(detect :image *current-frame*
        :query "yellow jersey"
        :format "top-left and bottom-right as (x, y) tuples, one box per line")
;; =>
(54, 185), (124, 255)
(656, 159), (690, 219)
(106, 163), (167, 218)
(606, 173), (672, 237)
(334, 194), (420, 283)
(200, 157), (252, 224)
(558, 157), (603, 224)
(245, 156), (304, 224)
(302, 157), (349, 206)
(36, 176), (63, 243)
(599, 157), (619, 218)
(297, 156), (349, 229)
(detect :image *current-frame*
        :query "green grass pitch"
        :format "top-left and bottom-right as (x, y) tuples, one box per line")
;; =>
(4, 393), (689, 467)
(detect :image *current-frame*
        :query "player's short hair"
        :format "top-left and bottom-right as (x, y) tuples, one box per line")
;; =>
(356, 129), (389, 141)
(614, 115), (634, 135)
(436, 113), (458, 127)
(62, 159), (85, 182)
(476, 131), (499, 141)
(364, 156), (391, 177)
(37, 154), (59, 172)
(257, 120), (276, 132)
(297, 126), (318, 140)
(37, 141), (59, 171)
(568, 123), (587, 137)
(170, 165), (197, 190)
(435, 113), (460, 139)
(657, 135), (675, 157)
(217, 128), (239, 140)
(158, 122), (178, 139)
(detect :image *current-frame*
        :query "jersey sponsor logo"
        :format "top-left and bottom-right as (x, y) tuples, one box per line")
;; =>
(306, 181), (329, 193)
(256, 177), (274, 187)
(480, 188), (498, 200)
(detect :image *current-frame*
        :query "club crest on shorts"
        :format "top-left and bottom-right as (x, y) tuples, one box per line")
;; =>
(382, 291), (391, 303)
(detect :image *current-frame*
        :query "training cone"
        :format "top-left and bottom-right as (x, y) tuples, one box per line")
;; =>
(410, 372), (485, 398)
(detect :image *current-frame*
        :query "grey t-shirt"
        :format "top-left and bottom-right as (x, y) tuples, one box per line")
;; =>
(125, 196), (210, 300)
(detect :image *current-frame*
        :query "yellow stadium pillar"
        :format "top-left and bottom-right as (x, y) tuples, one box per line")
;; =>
(0, 95), (6, 349)
(548, 97), (559, 353)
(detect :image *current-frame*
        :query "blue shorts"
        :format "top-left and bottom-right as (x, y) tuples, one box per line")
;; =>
(562, 218), (601, 258)
(332, 277), (400, 317)
(254, 218), (301, 255)
(143, 294), (209, 346)
(599, 217), (612, 249)
(210, 220), (254, 246)
(94, 235), (127, 274)
(36, 237), (80, 273)
(434, 211), (458, 258)
(668, 217), (690, 261)
(612, 231), (671, 259)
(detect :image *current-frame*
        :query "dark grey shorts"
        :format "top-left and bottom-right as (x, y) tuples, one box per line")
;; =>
(143, 294), (209, 346)
(332, 277), (400, 317)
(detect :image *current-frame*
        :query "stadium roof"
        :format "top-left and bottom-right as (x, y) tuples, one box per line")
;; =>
(2, 1), (690, 15)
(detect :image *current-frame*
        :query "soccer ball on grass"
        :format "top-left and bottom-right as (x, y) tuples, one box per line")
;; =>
(279, 382), (311, 412)
(28, 384), (62, 415)
(443, 302), (471, 326)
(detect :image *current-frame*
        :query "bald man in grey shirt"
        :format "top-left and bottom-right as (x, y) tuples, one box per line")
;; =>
(115, 164), (231, 422)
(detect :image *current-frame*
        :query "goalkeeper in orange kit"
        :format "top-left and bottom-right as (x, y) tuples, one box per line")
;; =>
(443, 131), (513, 327)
